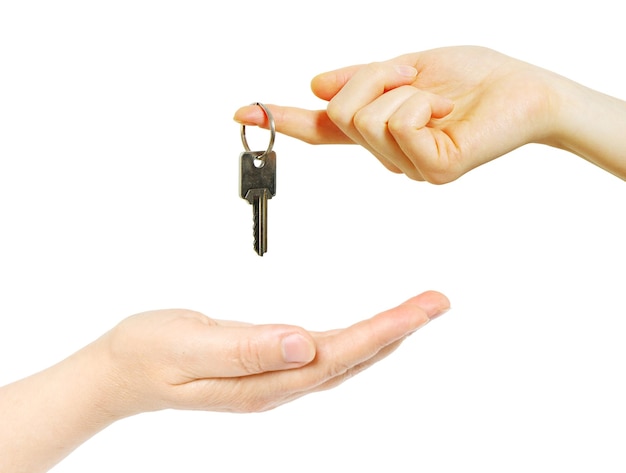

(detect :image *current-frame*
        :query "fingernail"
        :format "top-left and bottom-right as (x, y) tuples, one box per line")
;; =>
(429, 307), (450, 321)
(232, 106), (263, 125)
(282, 334), (315, 363)
(394, 65), (417, 78)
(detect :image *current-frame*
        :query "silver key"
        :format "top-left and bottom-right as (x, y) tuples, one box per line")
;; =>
(239, 103), (276, 256)
(239, 150), (276, 256)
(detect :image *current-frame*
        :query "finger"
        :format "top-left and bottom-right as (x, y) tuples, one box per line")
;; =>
(273, 338), (406, 408)
(325, 62), (418, 146)
(307, 290), (451, 393)
(325, 290), (450, 367)
(213, 319), (252, 327)
(310, 64), (364, 101)
(233, 103), (403, 175)
(321, 63), (419, 175)
(233, 104), (353, 145)
(388, 90), (459, 183)
(357, 86), (454, 180)
(289, 290), (451, 391)
(179, 324), (316, 379)
(310, 53), (423, 101)
(309, 338), (405, 395)
(352, 85), (427, 180)
(175, 291), (450, 412)
(175, 337), (402, 413)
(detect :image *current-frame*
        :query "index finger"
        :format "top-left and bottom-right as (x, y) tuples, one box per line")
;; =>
(233, 104), (353, 145)
(289, 290), (450, 390)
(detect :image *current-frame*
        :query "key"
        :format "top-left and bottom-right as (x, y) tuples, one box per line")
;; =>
(239, 150), (276, 256)
(239, 102), (277, 256)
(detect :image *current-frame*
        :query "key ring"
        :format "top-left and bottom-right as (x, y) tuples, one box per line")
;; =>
(240, 102), (275, 159)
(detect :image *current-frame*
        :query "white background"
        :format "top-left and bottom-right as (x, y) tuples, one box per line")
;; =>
(1, 1), (625, 471)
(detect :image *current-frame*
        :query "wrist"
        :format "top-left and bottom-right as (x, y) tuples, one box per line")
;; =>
(93, 326), (158, 421)
(543, 74), (626, 178)
(546, 76), (594, 151)
(81, 335), (136, 422)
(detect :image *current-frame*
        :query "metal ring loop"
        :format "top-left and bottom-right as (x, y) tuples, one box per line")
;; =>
(240, 102), (275, 158)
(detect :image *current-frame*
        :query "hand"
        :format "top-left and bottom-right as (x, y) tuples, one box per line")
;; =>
(235, 46), (625, 182)
(104, 290), (450, 415)
(0, 290), (449, 472)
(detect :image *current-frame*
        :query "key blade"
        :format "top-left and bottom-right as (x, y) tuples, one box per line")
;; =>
(246, 188), (269, 256)
(254, 189), (268, 256)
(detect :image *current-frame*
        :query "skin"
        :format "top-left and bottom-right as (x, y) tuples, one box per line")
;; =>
(5, 45), (624, 473)
(0, 290), (449, 473)
(234, 46), (626, 182)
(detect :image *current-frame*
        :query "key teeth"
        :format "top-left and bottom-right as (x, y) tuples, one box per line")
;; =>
(252, 219), (264, 256)
(252, 198), (267, 256)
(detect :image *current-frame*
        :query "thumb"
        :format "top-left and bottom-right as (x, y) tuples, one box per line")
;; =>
(311, 59), (420, 102)
(185, 324), (316, 378)
(311, 64), (364, 101)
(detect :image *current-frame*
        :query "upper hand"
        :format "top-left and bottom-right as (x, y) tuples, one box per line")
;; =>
(234, 46), (560, 183)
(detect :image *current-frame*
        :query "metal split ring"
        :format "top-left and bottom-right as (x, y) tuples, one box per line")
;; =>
(240, 102), (275, 159)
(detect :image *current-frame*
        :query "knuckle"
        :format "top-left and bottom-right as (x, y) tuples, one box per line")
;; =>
(422, 151), (463, 185)
(352, 110), (370, 132)
(323, 352), (352, 380)
(234, 338), (265, 375)
(363, 60), (386, 77)
(419, 163), (458, 184)
(404, 168), (425, 182)
(423, 172), (451, 185)
(326, 100), (350, 128)
(387, 116), (409, 136)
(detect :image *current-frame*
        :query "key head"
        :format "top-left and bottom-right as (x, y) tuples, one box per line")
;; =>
(239, 151), (276, 202)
